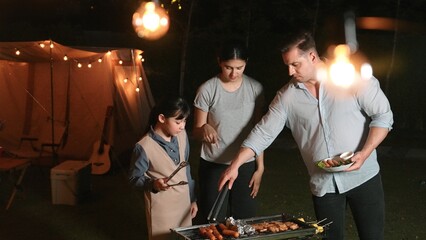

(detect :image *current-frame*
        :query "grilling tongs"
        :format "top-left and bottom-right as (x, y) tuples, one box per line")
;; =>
(165, 161), (188, 183)
(207, 181), (229, 223)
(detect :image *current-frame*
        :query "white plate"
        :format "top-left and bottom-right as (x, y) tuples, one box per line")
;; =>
(316, 151), (354, 172)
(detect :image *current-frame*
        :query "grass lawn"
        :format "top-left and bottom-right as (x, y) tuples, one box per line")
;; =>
(0, 134), (425, 239)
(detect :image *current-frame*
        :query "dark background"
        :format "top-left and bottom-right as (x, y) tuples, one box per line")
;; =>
(1, 0), (426, 133)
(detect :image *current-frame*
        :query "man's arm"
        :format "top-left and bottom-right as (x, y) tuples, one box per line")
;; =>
(346, 127), (389, 171)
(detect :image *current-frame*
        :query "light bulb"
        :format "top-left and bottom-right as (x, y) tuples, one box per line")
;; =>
(132, 1), (169, 40)
(329, 44), (356, 88)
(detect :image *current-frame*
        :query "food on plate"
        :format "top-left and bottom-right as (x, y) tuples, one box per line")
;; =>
(317, 151), (354, 169)
(322, 157), (351, 168)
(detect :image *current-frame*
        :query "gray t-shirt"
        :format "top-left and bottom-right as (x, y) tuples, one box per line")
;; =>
(193, 74), (264, 164)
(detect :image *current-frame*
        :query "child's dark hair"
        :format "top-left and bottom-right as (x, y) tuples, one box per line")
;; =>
(217, 38), (249, 62)
(148, 96), (190, 127)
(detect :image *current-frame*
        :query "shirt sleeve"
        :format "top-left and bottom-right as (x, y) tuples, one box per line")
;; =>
(129, 144), (155, 192)
(193, 80), (212, 112)
(184, 136), (197, 202)
(357, 76), (394, 130)
(243, 88), (288, 156)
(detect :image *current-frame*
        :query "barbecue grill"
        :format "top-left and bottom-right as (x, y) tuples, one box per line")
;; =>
(171, 213), (325, 240)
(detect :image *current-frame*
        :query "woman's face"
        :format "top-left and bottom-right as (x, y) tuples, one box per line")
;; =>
(219, 59), (246, 82)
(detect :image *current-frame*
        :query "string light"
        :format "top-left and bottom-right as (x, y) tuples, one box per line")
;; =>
(6, 41), (145, 93)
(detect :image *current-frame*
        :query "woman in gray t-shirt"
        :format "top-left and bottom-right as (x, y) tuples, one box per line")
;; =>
(193, 39), (265, 222)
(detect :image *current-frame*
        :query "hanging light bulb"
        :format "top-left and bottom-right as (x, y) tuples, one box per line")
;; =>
(63, 55), (68, 61)
(132, 1), (170, 40)
(322, 11), (373, 88)
(329, 45), (356, 87)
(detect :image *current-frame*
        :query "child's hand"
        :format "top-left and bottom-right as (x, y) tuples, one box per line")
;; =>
(153, 178), (170, 192)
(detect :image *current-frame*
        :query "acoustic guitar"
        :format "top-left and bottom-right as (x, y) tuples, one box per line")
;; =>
(89, 106), (113, 175)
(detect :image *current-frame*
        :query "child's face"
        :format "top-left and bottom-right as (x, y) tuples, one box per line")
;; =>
(162, 116), (186, 137)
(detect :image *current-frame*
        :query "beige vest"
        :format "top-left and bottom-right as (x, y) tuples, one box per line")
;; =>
(138, 131), (191, 240)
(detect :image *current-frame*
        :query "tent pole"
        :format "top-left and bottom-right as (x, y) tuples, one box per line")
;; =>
(49, 40), (57, 164)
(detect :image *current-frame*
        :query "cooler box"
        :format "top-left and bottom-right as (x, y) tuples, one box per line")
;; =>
(51, 160), (91, 205)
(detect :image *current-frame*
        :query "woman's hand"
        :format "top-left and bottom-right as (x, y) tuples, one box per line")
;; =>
(249, 168), (264, 198)
(201, 124), (220, 144)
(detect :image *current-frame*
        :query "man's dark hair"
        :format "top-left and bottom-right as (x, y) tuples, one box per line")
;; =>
(280, 29), (316, 54)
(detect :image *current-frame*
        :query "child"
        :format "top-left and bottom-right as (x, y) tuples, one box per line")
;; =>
(129, 96), (198, 240)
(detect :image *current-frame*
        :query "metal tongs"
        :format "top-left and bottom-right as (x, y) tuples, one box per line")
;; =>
(207, 181), (229, 223)
(168, 181), (188, 187)
(165, 161), (188, 183)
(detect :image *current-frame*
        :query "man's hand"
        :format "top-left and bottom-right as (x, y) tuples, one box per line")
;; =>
(218, 165), (239, 191)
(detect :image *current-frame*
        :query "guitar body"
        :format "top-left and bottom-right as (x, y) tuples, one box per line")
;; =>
(89, 106), (113, 175)
(89, 140), (111, 175)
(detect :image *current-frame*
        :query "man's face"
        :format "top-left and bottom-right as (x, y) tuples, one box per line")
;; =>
(281, 47), (315, 83)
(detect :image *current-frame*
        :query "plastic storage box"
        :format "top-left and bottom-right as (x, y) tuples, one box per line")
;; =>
(51, 160), (91, 205)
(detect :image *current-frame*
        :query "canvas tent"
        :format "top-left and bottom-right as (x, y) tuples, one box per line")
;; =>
(0, 40), (154, 163)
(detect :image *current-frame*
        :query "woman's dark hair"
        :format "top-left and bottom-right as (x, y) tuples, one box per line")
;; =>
(280, 28), (316, 54)
(148, 96), (190, 127)
(217, 39), (249, 62)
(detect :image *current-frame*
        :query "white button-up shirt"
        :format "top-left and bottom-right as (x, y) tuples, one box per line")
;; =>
(243, 76), (393, 197)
